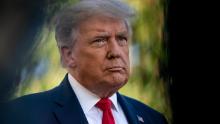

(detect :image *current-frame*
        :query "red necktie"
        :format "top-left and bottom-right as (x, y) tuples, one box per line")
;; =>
(96, 98), (115, 124)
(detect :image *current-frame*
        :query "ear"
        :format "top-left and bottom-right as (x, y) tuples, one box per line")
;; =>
(60, 46), (76, 68)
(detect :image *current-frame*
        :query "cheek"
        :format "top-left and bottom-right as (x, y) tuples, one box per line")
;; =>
(123, 48), (130, 66)
(78, 50), (106, 71)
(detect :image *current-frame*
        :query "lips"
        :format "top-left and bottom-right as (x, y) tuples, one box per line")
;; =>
(105, 66), (125, 72)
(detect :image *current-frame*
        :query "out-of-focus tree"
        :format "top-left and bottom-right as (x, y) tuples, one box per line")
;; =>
(121, 0), (171, 122)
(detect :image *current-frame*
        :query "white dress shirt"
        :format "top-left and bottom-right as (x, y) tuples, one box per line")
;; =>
(68, 74), (128, 124)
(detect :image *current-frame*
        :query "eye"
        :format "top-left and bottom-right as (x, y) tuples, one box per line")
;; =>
(92, 38), (107, 47)
(117, 36), (128, 46)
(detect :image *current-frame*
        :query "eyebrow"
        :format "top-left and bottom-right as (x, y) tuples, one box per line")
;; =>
(93, 33), (110, 39)
(91, 29), (128, 38)
(116, 31), (128, 37)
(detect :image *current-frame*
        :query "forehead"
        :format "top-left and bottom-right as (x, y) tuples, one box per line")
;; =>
(78, 15), (128, 34)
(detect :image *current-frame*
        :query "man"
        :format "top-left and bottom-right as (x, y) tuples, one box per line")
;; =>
(5, 0), (168, 124)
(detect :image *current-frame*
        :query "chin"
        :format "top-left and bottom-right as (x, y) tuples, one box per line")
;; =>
(98, 77), (128, 98)
(102, 73), (128, 89)
(109, 76), (128, 88)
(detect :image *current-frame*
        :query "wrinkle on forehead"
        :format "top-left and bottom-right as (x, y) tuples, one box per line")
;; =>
(78, 15), (127, 32)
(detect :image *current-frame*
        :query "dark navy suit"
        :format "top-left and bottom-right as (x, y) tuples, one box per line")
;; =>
(4, 75), (168, 124)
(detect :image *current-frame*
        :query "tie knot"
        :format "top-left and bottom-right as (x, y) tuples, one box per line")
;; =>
(96, 98), (112, 111)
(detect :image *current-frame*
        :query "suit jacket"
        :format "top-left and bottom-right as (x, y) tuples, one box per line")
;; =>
(4, 75), (168, 124)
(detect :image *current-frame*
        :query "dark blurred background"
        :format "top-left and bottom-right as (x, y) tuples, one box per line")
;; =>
(167, 0), (217, 124)
(0, 0), (47, 102)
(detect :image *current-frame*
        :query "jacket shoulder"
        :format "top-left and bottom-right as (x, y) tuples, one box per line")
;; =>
(4, 86), (60, 124)
(123, 95), (160, 113)
(122, 95), (168, 124)
(10, 85), (59, 106)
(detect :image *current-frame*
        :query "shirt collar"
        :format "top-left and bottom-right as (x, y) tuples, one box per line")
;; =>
(68, 73), (119, 114)
(109, 93), (119, 112)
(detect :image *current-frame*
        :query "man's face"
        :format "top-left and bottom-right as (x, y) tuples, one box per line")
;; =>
(69, 16), (130, 97)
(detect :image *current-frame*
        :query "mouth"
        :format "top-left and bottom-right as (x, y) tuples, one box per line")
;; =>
(105, 66), (125, 72)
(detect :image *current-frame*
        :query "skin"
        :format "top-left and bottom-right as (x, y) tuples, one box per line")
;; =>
(62, 15), (130, 98)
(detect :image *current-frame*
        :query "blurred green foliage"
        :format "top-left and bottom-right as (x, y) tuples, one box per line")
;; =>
(14, 0), (171, 123)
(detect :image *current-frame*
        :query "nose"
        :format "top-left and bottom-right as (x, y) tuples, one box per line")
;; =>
(106, 38), (122, 59)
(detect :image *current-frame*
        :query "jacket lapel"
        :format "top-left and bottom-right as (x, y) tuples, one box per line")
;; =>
(52, 75), (88, 124)
(117, 93), (140, 124)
